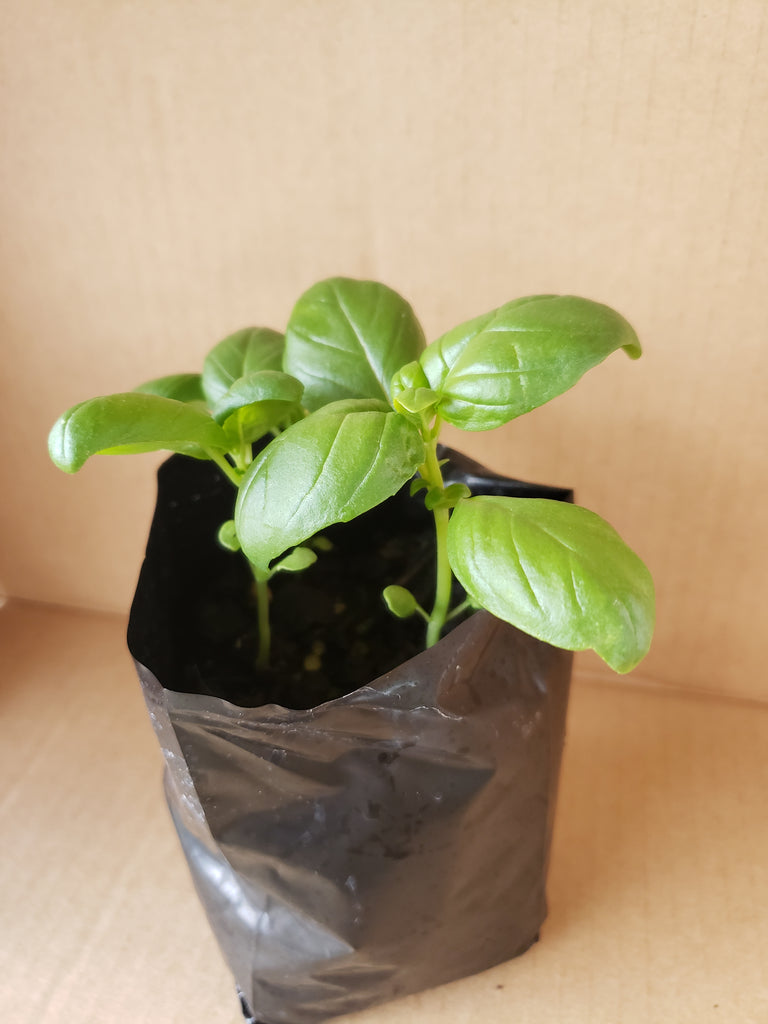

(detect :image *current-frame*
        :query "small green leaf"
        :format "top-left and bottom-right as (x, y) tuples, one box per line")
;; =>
(211, 370), (303, 425)
(235, 399), (425, 573)
(209, 370), (305, 445)
(391, 360), (430, 395)
(410, 478), (430, 497)
(444, 483), (472, 503)
(447, 495), (654, 673)
(424, 487), (444, 511)
(421, 295), (641, 430)
(382, 585), (422, 619)
(424, 482), (472, 510)
(307, 535), (334, 552)
(48, 393), (228, 473)
(273, 546), (317, 574)
(391, 361), (434, 420)
(217, 520), (240, 551)
(392, 386), (440, 418)
(134, 373), (205, 404)
(202, 327), (285, 405)
(284, 278), (426, 410)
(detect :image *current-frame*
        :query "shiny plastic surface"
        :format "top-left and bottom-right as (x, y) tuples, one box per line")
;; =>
(128, 454), (572, 1024)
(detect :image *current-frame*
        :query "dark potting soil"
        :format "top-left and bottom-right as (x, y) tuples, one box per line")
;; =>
(135, 454), (457, 710)
(190, 494), (444, 710)
(130, 450), (572, 712)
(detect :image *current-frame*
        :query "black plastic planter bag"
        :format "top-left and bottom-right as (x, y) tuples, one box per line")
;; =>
(128, 451), (573, 1024)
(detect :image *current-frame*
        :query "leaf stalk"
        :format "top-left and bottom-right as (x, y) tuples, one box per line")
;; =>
(203, 447), (243, 488)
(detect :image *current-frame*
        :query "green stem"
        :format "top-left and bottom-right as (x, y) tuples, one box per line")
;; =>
(446, 597), (473, 623)
(205, 446), (271, 668)
(254, 573), (271, 669)
(419, 427), (454, 648)
(414, 602), (431, 624)
(427, 504), (452, 647)
(235, 421), (252, 471)
(203, 447), (242, 488)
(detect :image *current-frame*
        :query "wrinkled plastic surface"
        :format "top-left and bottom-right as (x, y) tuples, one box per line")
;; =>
(128, 452), (573, 1024)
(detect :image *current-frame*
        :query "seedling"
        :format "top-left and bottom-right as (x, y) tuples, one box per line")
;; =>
(49, 278), (654, 674)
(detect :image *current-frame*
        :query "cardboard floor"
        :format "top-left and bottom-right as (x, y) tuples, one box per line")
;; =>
(2, 601), (767, 1023)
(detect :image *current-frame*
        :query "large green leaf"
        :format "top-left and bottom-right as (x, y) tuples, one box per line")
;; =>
(210, 370), (304, 445)
(283, 277), (426, 410)
(202, 327), (285, 405)
(447, 495), (654, 672)
(48, 393), (228, 472)
(235, 399), (425, 573)
(134, 373), (205, 404)
(421, 295), (641, 430)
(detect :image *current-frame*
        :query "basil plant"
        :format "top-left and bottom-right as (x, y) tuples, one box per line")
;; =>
(49, 278), (654, 673)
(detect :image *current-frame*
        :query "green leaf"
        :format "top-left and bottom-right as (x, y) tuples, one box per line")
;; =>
(421, 295), (641, 430)
(391, 359), (430, 395)
(307, 535), (334, 552)
(211, 371), (303, 425)
(284, 277), (426, 410)
(134, 373), (205, 404)
(202, 327), (285, 405)
(420, 296), (553, 389)
(382, 585), (422, 619)
(235, 398), (425, 573)
(48, 393), (229, 473)
(447, 496), (654, 673)
(424, 482), (471, 510)
(209, 370), (305, 444)
(272, 547), (318, 574)
(217, 520), (240, 551)
(392, 386), (440, 418)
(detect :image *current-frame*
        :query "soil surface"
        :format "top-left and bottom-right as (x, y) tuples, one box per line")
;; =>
(188, 490), (445, 709)
(129, 451), (571, 711)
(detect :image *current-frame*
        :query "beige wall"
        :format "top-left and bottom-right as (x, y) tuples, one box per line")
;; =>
(1, 1), (766, 699)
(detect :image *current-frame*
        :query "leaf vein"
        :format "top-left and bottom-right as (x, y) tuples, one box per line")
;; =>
(331, 282), (389, 402)
(337, 423), (384, 517)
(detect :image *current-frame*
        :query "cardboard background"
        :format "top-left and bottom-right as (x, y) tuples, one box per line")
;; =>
(1, 0), (766, 696)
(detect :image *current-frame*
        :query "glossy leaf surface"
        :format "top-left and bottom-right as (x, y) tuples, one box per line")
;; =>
(202, 327), (285, 405)
(134, 374), (205, 404)
(209, 370), (304, 445)
(391, 360), (430, 395)
(48, 393), (228, 472)
(284, 277), (426, 410)
(447, 495), (655, 672)
(421, 295), (641, 430)
(210, 371), (303, 425)
(235, 399), (425, 572)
